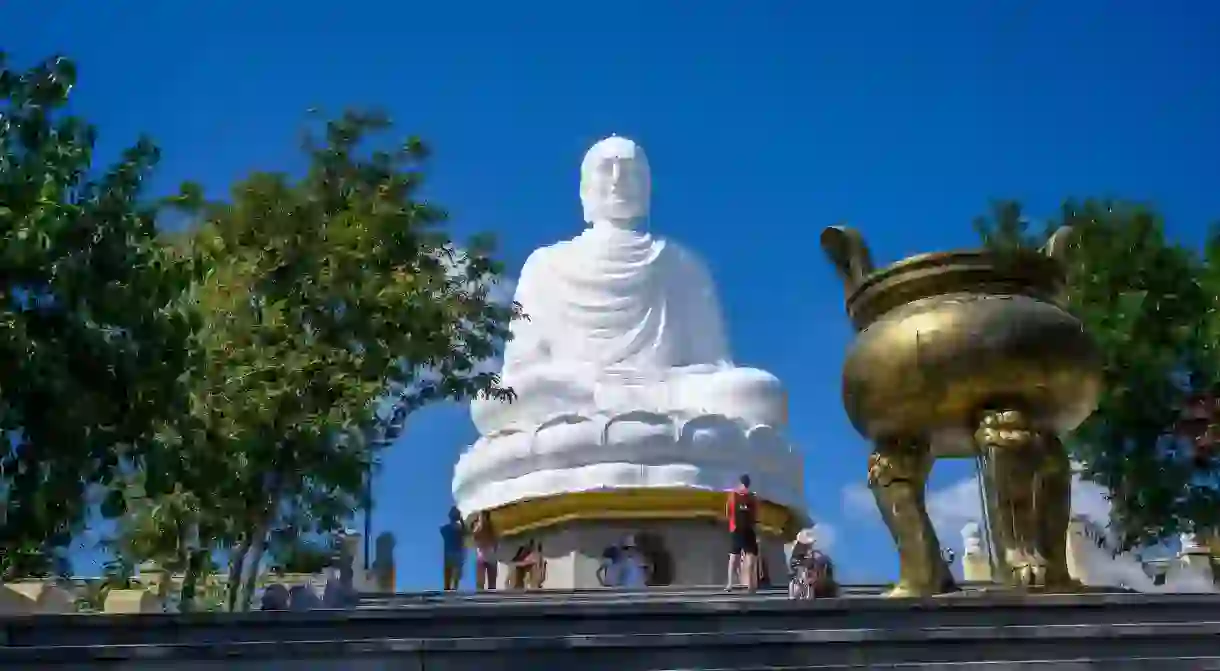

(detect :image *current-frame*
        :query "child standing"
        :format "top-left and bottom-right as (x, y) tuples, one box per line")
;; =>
(440, 506), (466, 591)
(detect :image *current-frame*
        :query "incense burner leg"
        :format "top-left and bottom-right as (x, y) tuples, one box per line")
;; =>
(1036, 435), (1078, 589)
(868, 438), (957, 597)
(975, 410), (1076, 590)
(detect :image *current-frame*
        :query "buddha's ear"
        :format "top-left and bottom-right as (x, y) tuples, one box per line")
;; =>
(820, 225), (874, 295)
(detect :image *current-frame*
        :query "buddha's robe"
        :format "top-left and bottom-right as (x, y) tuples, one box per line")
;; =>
(471, 226), (787, 435)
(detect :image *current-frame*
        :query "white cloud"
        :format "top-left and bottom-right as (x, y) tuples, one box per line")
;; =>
(839, 465), (1114, 548)
(835, 466), (1218, 592)
(841, 481), (876, 520)
(927, 476), (991, 543)
(436, 248), (517, 377)
(925, 469), (1112, 544)
(469, 274), (517, 377)
(486, 275), (517, 306)
(814, 522), (837, 550)
(439, 247), (518, 306)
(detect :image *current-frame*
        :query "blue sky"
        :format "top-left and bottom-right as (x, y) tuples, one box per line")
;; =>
(7, 1), (1219, 587)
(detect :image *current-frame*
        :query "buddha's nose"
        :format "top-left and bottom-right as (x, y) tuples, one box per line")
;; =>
(610, 162), (621, 182)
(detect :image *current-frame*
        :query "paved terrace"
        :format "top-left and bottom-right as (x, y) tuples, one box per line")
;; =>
(1, 585), (1219, 669)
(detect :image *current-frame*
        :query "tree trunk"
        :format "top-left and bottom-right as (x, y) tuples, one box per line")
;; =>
(239, 528), (269, 611)
(226, 532), (251, 612)
(236, 470), (285, 612)
(179, 549), (207, 614)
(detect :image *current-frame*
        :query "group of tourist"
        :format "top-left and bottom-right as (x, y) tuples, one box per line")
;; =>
(598, 535), (652, 588)
(441, 506), (549, 591)
(724, 474), (836, 599)
(440, 507), (499, 591)
(441, 472), (836, 599)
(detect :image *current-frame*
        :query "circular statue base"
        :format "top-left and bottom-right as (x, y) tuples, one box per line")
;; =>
(483, 488), (804, 590)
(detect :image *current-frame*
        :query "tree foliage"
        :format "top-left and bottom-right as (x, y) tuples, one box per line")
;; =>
(267, 534), (338, 576)
(176, 109), (518, 608)
(0, 53), (196, 579)
(975, 199), (1217, 546)
(1, 53), (518, 603)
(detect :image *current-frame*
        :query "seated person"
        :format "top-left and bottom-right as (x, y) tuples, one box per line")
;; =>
(613, 535), (652, 589)
(596, 546), (623, 587)
(788, 528), (836, 600)
(507, 541), (547, 590)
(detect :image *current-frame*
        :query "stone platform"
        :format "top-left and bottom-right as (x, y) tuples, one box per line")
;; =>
(2, 587), (1220, 669)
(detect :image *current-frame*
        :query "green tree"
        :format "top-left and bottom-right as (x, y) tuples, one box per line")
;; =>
(974, 199), (1213, 546)
(0, 53), (198, 578)
(267, 533), (338, 576)
(1185, 228), (1220, 533)
(183, 110), (517, 609)
(103, 469), (212, 610)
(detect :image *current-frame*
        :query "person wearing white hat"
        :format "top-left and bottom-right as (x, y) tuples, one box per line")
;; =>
(788, 526), (830, 600)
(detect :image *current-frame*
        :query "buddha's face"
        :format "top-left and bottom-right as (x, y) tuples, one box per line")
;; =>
(580, 136), (650, 226)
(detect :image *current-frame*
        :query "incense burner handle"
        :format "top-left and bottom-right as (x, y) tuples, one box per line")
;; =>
(820, 225), (876, 298)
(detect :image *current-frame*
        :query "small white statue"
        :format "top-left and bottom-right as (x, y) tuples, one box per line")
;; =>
(961, 522), (984, 556)
(960, 522), (992, 582)
(470, 135), (787, 435)
(1180, 532), (1209, 555)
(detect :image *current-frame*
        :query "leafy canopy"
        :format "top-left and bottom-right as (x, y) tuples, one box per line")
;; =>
(975, 199), (1216, 546)
(162, 110), (519, 608)
(0, 53), (196, 578)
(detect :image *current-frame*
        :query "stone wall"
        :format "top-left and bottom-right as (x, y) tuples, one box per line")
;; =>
(0, 571), (342, 615)
(4, 590), (1220, 668)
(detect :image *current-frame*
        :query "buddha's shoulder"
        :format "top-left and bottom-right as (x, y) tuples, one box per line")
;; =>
(660, 238), (701, 260)
(519, 243), (561, 271)
(519, 234), (705, 271)
(517, 243), (568, 285)
(661, 239), (715, 274)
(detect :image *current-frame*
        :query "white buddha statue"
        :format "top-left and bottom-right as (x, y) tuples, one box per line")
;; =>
(454, 136), (800, 515)
(471, 136), (787, 434)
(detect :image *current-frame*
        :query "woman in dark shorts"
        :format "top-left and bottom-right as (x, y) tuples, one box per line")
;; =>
(725, 474), (759, 592)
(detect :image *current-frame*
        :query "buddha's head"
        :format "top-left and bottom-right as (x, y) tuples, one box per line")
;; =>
(580, 135), (651, 228)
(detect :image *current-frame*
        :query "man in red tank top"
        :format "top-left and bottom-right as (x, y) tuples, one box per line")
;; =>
(724, 474), (759, 592)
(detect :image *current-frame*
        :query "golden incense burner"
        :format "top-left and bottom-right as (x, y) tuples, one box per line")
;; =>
(821, 226), (1103, 597)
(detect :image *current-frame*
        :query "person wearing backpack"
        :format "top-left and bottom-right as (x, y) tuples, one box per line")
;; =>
(724, 474), (760, 592)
